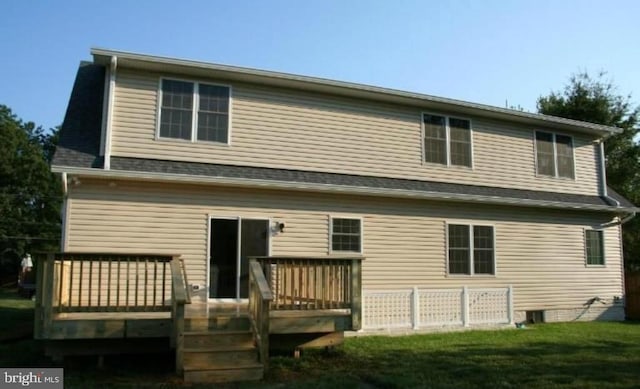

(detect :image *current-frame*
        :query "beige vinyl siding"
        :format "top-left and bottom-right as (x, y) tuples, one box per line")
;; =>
(110, 69), (600, 196)
(66, 179), (622, 312)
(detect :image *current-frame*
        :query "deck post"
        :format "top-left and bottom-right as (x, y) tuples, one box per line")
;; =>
(34, 254), (45, 339)
(170, 256), (188, 375)
(43, 253), (56, 337)
(260, 296), (270, 371)
(350, 259), (362, 331)
(462, 286), (469, 327)
(412, 287), (420, 329)
(175, 303), (185, 374)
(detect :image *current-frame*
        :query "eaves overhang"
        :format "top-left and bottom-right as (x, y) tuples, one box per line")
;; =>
(91, 48), (621, 137)
(51, 165), (639, 214)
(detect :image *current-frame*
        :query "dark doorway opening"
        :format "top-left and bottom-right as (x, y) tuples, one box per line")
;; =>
(209, 218), (269, 299)
(210, 218), (238, 298)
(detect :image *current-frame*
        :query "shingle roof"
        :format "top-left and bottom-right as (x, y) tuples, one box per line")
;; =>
(606, 186), (636, 208)
(110, 156), (629, 209)
(52, 62), (105, 169)
(52, 62), (636, 212)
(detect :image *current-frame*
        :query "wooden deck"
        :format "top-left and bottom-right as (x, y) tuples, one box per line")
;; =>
(34, 253), (363, 383)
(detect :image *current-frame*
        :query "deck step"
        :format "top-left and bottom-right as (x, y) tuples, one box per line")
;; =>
(183, 330), (254, 349)
(185, 315), (251, 331)
(184, 363), (263, 383)
(183, 348), (258, 369)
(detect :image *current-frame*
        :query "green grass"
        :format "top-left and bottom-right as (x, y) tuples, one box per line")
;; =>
(0, 287), (35, 339)
(1, 288), (639, 388)
(264, 323), (640, 389)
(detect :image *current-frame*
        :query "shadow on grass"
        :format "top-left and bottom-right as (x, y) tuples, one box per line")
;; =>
(356, 342), (639, 389)
(267, 327), (640, 389)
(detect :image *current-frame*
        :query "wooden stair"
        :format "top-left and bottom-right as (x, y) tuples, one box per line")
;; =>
(181, 314), (264, 383)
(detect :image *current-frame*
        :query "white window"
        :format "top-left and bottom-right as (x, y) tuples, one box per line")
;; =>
(158, 79), (230, 143)
(585, 229), (605, 266)
(447, 224), (495, 275)
(535, 131), (574, 178)
(330, 218), (362, 253)
(423, 113), (472, 167)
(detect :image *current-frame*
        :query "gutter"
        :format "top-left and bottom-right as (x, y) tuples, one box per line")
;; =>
(103, 56), (117, 170)
(598, 137), (636, 224)
(620, 212), (636, 224)
(53, 165), (640, 214)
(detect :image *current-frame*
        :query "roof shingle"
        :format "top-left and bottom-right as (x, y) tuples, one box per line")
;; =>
(52, 62), (105, 169)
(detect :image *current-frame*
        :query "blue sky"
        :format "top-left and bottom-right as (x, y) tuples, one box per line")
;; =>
(1, 1), (639, 130)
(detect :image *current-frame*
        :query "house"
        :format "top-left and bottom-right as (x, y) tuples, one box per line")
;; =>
(38, 48), (636, 382)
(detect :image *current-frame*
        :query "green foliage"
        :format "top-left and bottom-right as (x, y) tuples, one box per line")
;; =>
(537, 72), (640, 270)
(0, 105), (61, 277)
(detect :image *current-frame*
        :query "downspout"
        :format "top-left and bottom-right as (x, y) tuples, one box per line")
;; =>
(61, 172), (68, 196)
(599, 137), (636, 224)
(598, 139), (619, 206)
(103, 56), (117, 170)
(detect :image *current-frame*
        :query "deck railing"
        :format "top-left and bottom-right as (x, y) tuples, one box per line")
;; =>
(34, 253), (175, 313)
(248, 260), (273, 370)
(252, 256), (363, 330)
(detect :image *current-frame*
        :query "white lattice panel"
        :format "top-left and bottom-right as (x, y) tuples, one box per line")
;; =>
(418, 289), (462, 326)
(468, 288), (509, 324)
(363, 291), (412, 329)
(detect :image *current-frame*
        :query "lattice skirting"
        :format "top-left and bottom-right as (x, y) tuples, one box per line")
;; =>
(363, 286), (513, 330)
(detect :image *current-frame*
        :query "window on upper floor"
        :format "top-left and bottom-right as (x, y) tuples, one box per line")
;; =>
(423, 114), (472, 167)
(535, 131), (574, 179)
(585, 229), (605, 266)
(447, 224), (495, 275)
(159, 79), (230, 143)
(330, 217), (362, 253)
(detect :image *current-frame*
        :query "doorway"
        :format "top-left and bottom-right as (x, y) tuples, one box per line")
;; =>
(209, 218), (270, 300)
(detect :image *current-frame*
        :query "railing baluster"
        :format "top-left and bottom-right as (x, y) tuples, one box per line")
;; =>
(343, 262), (348, 307)
(287, 259), (292, 309)
(88, 258), (93, 308)
(58, 256), (64, 312)
(78, 259), (83, 308)
(96, 259), (101, 308)
(134, 257), (139, 308)
(321, 260), (326, 309)
(107, 259), (111, 307)
(162, 261), (166, 307)
(125, 258), (130, 312)
(305, 259), (310, 310)
(144, 258), (148, 310)
(67, 257), (74, 312)
(116, 257), (121, 310)
(298, 260), (303, 310)
(275, 260), (280, 309)
(153, 260), (158, 308)
(329, 261), (334, 309)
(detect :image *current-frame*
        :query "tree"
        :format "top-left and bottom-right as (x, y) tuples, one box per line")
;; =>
(537, 72), (640, 270)
(0, 105), (61, 279)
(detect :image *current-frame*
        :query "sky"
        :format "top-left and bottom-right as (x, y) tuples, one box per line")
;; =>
(1, 0), (639, 131)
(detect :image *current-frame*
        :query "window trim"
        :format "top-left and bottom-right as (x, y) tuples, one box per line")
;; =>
(156, 77), (233, 145)
(328, 216), (364, 255)
(533, 130), (576, 180)
(584, 228), (606, 267)
(445, 221), (496, 277)
(421, 112), (474, 169)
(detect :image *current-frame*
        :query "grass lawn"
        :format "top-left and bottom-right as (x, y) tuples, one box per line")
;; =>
(1, 287), (639, 388)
